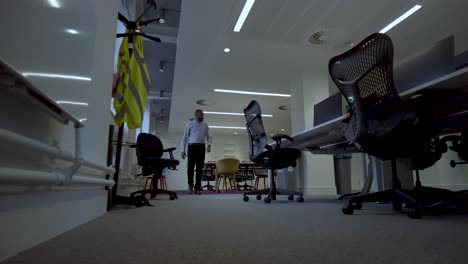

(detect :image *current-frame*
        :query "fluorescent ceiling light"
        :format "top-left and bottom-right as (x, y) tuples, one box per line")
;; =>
(56, 101), (89, 106)
(379, 5), (422, 33)
(214, 89), (291, 98)
(79, 118), (87, 122)
(23, 72), (92, 81)
(48, 0), (60, 8)
(204, 111), (273, 117)
(209, 126), (246, 129)
(65, 29), (79, 34)
(233, 0), (255, 32)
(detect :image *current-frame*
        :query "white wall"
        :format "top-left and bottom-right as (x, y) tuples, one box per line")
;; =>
(0, 0), (118, 261)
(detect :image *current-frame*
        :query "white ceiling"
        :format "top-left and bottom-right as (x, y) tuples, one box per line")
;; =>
(165, 0), (468, 136)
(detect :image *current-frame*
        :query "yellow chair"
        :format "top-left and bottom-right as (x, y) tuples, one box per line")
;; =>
(215, 158), (240, 192)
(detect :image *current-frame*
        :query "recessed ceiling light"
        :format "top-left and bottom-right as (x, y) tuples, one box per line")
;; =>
(65, 29), (79, 35)
(79, 118), (87, 122)
(209, 126), (246, 129)
(281, 128), (285, 131)
(56, 101), (88, 106)
(224, 48), (231, 53)
(234, 132), (238, 135)
(379, 5), (422, 34)
(48, 0), (60, 8)
(214, 89), (290, 98)
(204, 111), (273, 117)
(233, 0), (255, 32)
(22, 72), (91, 81)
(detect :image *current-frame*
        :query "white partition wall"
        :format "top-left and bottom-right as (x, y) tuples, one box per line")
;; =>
(0, 0), (118, 261)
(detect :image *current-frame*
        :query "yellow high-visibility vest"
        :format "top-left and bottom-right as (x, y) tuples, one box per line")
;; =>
(113, 27), (151, 129)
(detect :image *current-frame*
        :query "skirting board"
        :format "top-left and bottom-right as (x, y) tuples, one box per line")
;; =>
(297, 186), (337, 195)
(425, 184), (468, 191)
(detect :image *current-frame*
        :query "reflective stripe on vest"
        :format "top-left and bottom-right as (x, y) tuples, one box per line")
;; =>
(113, 27), (151, 129)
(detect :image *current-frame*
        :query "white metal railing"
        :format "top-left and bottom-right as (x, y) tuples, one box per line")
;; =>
(0, 127), (115, 187)
(0, 58), (114, 187)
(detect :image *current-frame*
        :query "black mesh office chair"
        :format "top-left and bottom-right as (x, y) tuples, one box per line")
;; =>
(329, 33), (453, 218)
(130, 133), (179, 201)
(201, 163), (216, 191)
(242, 100), (304, 203)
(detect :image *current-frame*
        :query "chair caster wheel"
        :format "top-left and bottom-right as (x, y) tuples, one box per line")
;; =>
(296, 196), (304, 203)
(353, 201), (362, 210)
(342, 204), (355, 215)
(256, 195), (261, 200)
(407, 207), (423, 219)
(174, 195), (178, 200)
(264, 197), (271, 204)
(169, 196), (175, 200)
(243, 196), (249, 202)
(288, 195), (294, 201)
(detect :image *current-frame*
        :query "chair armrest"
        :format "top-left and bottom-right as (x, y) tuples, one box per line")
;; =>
(163, 147), (176, 152)
(163, 147), (176, 159)
(270, 134), (294, 143)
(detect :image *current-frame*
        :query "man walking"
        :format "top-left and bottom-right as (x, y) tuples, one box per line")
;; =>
(180, 109), (212, 194)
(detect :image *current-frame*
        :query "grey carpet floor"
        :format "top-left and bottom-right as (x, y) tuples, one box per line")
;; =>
(4, 195), (468, 264)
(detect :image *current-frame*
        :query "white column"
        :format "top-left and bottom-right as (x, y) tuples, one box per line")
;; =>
(289, 70), (337, 195)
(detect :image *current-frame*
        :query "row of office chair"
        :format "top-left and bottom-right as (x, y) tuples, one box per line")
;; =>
(239, 33), (467, 217)
(119, 33), (466, 219)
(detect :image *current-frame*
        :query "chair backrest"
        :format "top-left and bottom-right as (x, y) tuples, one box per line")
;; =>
(136, 133), (163, 166)
(216, 158), (240, 175)
(328, 33), (403, 148)
(244, 100), (267, 161)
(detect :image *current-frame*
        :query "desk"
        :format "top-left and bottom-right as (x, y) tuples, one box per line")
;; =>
(285, 67), (468, 154)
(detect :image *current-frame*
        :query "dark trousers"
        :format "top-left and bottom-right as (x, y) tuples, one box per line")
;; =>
(187, 144), (206, 189)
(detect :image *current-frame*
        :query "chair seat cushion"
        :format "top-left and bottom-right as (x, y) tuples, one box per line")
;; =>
(252, 148), (301, 170)
(141, 157), (180, 167)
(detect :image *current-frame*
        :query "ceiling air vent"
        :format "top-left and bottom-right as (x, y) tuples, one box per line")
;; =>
(307, 29), (341, 46)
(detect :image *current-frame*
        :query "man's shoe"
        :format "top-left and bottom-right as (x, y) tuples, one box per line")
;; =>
(194, 188), (202, 195)
(188, 186), (193, 194)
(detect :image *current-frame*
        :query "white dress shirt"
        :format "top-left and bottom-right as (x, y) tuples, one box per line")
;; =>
(180, 119), (212, 152)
